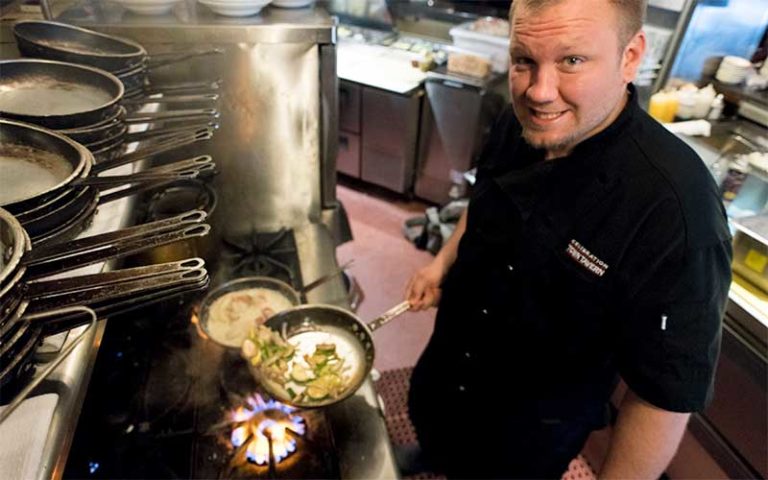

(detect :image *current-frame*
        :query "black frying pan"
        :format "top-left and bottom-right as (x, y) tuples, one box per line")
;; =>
(13, 20), (147, 73)
(14, 21), (223, 75)
(0, 118), (90, 210)
(250, 302), (411, 408)
(0, 59), (124, 129)
(0, 119), (215, 214)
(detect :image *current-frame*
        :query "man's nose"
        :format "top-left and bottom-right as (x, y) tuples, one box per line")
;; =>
(526, 67), (559, 104)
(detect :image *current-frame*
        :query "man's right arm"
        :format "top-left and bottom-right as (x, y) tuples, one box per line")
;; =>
(406, 208), (468, 310)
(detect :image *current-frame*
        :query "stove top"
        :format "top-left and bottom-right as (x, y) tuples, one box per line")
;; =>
(63, 229), (341, 479)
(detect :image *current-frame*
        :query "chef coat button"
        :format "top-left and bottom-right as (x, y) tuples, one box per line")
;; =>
(507, 265), (514, 271)
(464, 352), (471, 359)
(458, 385), (466, 392)
(481, 308), (489, 315)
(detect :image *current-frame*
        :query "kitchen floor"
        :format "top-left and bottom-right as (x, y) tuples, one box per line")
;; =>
(335, 180), (437, 372)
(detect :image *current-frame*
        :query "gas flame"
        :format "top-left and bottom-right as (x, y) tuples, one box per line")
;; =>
(229, 394), (305, 465)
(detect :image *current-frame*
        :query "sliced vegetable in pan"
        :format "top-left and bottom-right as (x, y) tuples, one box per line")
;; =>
(243, 325), (351, 404)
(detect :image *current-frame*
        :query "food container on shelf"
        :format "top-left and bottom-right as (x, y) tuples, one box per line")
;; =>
(449, 18), (510, 73)
(732, 214), (768, 293)
(445, 45), (492, 78)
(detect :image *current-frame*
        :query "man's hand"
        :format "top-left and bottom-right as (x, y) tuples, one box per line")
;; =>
(405, 208), (469, 311)
(405, 261), (445, 311)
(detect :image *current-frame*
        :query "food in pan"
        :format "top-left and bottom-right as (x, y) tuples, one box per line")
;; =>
(205, 288), (295, 348)
(243, 325), (351, 403)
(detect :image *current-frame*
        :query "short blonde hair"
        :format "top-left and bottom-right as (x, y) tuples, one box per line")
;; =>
(509, 0), (647, 48)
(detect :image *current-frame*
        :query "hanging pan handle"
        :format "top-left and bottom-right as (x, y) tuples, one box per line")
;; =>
(147, 48), (224, 69)
(143, 79), (222, 96)
(124, 108), (219, 124)
(92, 127), (214, 173)
(25, 258), (205, 298)
(121, 93), (220, 106)
(366, 301), (411, 333)
(0, 306), (96, 427)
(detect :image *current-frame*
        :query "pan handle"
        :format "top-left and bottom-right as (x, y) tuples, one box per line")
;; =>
(124, 108), (220, 124)
(121, 93), (220, 106)
(96, 157), (216, 204)
(299, 259), (354, 297)
(92, 128), (214, 173)
(366, 301), (411, 333)
(26, 224), (210, 279)
(147, 48), (224, 70)
(25, 258), (205, 297)
(143, 79), (222, 96)
(27, 268), (208, 318)
(125, 123), (218, 143)
(0, 306), (96, 427)
(28, 209), (207, 262)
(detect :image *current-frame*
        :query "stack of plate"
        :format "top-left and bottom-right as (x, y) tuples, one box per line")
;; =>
(114, 0), (182, 15)
(715, 56), (753, 85)
(272, 0), (313, 7)
(197, 0), (272, 16)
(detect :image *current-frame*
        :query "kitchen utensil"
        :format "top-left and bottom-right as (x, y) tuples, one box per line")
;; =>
(251, 301), (411, 408)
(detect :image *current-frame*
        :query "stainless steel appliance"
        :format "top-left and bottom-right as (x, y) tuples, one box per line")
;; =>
(414, 67), (505, 204)
(27, 2), (397, 478)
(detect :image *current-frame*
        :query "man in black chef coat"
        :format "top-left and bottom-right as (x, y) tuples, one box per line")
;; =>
(405, 0), (732, 478)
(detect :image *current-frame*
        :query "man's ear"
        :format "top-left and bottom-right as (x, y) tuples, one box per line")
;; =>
(622, 30), (646, 83)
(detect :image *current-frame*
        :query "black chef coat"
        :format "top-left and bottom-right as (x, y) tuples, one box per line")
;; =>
(408, 85), (732, 477)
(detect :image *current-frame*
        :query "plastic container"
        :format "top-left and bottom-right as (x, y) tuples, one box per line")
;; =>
(445, 45), (492, 78)
(450, 21), (510, 73)
(649, 91), (679, 123)
(708, 94), (725, 121)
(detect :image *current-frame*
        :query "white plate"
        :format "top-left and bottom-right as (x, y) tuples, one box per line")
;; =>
(198, 0), (271, 16)
(115, 0), (180, 15)
(272, 0), (313, 7)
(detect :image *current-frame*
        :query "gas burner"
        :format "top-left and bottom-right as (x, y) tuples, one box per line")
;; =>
(222, 229), (298, 286)
(229, 394), (306, 466)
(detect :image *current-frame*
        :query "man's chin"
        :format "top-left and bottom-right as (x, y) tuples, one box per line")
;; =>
(522, 131), (568, 150)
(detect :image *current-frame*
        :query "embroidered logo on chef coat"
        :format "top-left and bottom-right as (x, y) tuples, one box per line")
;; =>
(565, 239), (609, 277)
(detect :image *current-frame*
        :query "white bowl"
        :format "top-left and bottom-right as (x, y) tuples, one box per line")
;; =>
(272, 0), (313, 8)
(115, 0), (181, 15)
(198, 0), (272, 16)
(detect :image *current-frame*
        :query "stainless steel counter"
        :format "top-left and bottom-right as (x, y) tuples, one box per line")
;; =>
(0, 164), (138, 480)
(296, 223), (400, 480)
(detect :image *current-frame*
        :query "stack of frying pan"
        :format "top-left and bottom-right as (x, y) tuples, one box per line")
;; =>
(0, 205), (211, 402)
(0, 119), (216, 245)
(13, 20), (223, 105)
(0, 58), (218, 166)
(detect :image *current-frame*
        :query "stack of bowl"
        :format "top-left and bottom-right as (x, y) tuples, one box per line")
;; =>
(114, 0), (183, 15)
(715, 56), (753, 85)
(197, 0), (273, 17)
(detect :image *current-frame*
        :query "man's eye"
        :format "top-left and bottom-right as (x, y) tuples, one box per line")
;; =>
(564, 56), (584, 66)
(511, 56), (532, 66)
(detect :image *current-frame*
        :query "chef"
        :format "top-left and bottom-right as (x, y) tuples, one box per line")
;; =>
(405, 0), (732, 477)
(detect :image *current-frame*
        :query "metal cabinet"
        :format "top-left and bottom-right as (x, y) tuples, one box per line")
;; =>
(337, 131), (361, 177)
(414, 70), (505, 204)
(339, 80), (361, 134)
(360, 87), (422, 194)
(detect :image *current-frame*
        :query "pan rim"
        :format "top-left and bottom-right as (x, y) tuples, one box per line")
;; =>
(0, 58), (125, 121)
(13, 20), (147, 60)
(0, 208), (28, 291)
(258, 303), (376, 408)
(198, 275), (302, 348)
(0, 118), (94, 208)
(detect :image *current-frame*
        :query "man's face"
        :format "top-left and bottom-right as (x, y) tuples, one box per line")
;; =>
(508, 0), (645, 159)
